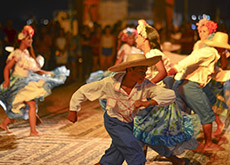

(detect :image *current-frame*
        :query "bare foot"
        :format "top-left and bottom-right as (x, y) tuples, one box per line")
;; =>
(203, 143), (225, 151)
(213, 123), (225, 137)
(0, 123), (12, 133)
(193, 143), (205, 153)
(215, 136), (229, 145)
(30, 131), (44, 136)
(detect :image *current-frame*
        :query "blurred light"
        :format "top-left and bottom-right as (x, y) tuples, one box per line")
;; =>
(27, 19), (33, 25)
(206, 15), (210, 20)
(40, 19), (49, 25)
(191, 15), (197, 21)
(78, 58), (83, 63)
(43, 19), (49, 25)
(89, 22), (94, 28)
(191, 24), (196, 30)
(198, 15), (202, 20)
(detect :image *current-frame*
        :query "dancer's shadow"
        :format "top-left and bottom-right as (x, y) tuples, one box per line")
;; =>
(0, 134), (18, 151)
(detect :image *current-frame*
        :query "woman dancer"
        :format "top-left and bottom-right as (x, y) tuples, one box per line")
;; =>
(168, 31), (230, 151)
(194, 17), (227, 137)
(115, 27), (141, 65)
(0, 25), (69, 136)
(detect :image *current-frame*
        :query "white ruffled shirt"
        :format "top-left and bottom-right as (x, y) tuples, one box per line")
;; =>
(7, 49), (42, 77)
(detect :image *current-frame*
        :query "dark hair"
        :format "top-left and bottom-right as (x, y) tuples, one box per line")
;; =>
(145, 26), (161, 50)
(13, 34), (37, 60)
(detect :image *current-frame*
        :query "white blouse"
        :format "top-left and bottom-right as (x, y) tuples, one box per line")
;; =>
(7, 49), (42, 77)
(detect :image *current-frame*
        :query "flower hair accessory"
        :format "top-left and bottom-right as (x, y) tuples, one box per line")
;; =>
(196, 18), (217, 34)
(18, 25), (34, 40)
(137, 19), (159, 39)
(118, 27), (137, 42)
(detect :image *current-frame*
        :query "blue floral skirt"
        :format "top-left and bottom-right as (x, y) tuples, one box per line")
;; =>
(208, 80), (229, 115)
(0, 66), (69, 120)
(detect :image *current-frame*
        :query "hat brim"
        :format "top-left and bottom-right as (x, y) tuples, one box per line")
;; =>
(108, 55), (162, 72)
(204, 40), (230, 49)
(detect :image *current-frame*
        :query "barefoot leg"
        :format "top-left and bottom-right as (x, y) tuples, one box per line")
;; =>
(213, 114), (225, 137)
(203, 123), (225, 151)
(0, 117), (14, 133)
(27, 100), (43, 136)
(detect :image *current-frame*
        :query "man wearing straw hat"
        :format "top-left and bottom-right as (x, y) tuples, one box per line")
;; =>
(168, 32), (230, 151)
(68, 53), (176, 165)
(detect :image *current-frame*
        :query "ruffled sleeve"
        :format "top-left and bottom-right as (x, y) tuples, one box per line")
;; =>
(7, 49), (22, 62)
(8, 49), (43, 72)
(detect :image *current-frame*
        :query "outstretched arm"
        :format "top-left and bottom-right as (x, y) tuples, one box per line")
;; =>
(68, 79), (106, 123)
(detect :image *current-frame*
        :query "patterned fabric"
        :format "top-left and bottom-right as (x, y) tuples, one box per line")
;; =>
(224, 80), (230, 109)
(0, 66), (69, 120)
(209, 80), (229, 115)
(134, 104), (200, 146)
(86, 70), (200, 155)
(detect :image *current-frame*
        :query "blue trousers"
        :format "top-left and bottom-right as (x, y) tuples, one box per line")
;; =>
(100, 112), (146, 165)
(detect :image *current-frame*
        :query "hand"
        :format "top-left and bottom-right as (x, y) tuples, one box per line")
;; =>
(168, 68), (178, 76)
(2, 81), (9, 88)
(133, 100), (149, 109)
(67, 111), (78, 123)
(48, 72), (54, 77)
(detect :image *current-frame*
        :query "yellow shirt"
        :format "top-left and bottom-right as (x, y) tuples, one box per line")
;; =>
(174, 47), (230, 86)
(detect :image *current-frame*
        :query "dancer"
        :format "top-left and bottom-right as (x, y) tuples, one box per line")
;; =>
(0, 25), (69, 136)
(168, 32), (230, 151)
(68, 53), (178, 165)
(134, 19), (199, 164)
(136, 19), (173, 88)
(194, 17), (227, 137)
(115, 27), (141, 65)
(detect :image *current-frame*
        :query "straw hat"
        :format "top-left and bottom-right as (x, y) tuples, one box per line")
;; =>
(108, 53), (161, 72)
(203, 32), (230, 49)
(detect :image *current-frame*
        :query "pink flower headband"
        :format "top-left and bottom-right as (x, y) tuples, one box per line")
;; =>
(137, 19), (159, 39)
(118, 27), (137, 42)
(18, 25), (34, 40)
(196, 18), (217, 34)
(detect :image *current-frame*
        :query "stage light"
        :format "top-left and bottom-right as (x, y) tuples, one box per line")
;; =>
(191, 15), (197, 21)
(191, 24), (196, 30)
(43, 19), (49, 25)
(27, 19), (33, 25)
